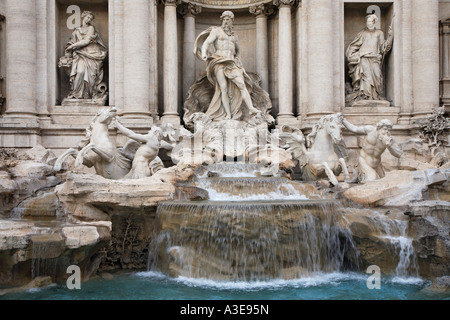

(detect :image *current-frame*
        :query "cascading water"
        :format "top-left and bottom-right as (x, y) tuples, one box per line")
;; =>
(369, 211), (419, 278)
(30, 234), (60, 281)
(149, 201), (358, 281)
(195, 177), (313, 201)
(148, 163), (359, 281)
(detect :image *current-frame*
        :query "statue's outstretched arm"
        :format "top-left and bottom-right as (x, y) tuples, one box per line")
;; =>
(342, 119), (368, 134)
(160, 140), (174, 151)
(115, 120), (148, 144)
(387, 138), (403, 158)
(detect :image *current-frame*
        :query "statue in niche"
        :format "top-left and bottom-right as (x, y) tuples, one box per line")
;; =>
(58, 11), (108, 105)
(342, 118), (403, 183)
(346, 13), (394, 106)
(114, 119), (173, 180)
(191, 11), (268, 123)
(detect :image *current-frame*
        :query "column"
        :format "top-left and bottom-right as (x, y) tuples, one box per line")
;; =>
(250, 4), (272, 92)
(412, 0), (440, 119)
(440, 18), (450, 108)
(162, 0), (181, 125)
(112, 0), (124, 114)
(149, 1), (159, 118)
(180, 3), (202, 100)
(123, 0), (151, 119)
(108, 0), (116, 109)
(399, 0), (414, 124)
(275, 0), (297, 126)
(306, 0), (335, 120)
(4, 0), (37, 119)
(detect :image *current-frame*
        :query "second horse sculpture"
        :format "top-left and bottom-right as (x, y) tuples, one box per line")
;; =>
(280, 113), (351, 186)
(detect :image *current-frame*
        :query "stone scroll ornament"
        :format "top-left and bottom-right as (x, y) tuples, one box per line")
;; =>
(346, 13), (394, 105)
(58, 11), (108, 105)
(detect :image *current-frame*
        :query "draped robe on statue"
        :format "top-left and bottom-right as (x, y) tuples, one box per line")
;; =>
(193, 27), (254, 121)
(346, 28), (392, 103)
(63, 27), (108, 100)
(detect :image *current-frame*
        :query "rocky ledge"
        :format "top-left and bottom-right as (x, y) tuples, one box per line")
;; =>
(0, 146), (202, 287)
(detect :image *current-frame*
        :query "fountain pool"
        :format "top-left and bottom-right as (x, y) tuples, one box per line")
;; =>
(0, 271), (446, 300)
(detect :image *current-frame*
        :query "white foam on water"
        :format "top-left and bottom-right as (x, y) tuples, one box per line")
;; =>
(204, 188), (310, 201)
(199, 163), (275, 178)
(390, 276), (425, 285)
(135, 271), (169, 280)
(197, 179), (310, 201)
(134, 271), (369, 291)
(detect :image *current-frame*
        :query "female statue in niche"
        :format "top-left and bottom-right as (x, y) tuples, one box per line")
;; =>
(58, 11), (108, 102)
(346, 13), (393, 105)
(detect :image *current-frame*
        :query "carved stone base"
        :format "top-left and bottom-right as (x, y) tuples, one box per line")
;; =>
(343, 106), (401, 125)
(50, 105), (110, 125)
(172, 116), (293, 168)
(348, 99), (391, 108)
(220, 120), (246, 159)
(62, 98), (107, 107)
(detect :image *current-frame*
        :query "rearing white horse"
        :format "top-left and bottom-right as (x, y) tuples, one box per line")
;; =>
(280, 113), (351, 186)
(54, 107), (132, 180)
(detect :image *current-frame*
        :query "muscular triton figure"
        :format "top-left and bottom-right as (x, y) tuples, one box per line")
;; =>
(342, 118), (403, 183)
(194, 11), (260, 121)
(114, 118), (172, 179)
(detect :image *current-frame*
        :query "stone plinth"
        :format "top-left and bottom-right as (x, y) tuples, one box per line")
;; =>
(343, 106), (400, 125)
(49, 105), (111, 125)
(61, 98), (107, 107)
(349, 100), (391, 108)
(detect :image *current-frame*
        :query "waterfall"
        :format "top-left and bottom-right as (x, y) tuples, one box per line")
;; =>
(198, 163), (273, 178)
(385, 236), (418, 277)
(148, 200), (358, 281)
(30, 232), (64, 282)
(147, 163), (360, 281)
(195, 177), (314, 201)
(366, 211), (419, 278)
(31, 239), (58, 281)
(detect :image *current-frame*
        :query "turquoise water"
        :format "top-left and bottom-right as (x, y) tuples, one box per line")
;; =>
(1, 271), (448, 301)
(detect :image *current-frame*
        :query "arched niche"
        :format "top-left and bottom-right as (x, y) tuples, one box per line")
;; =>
(55, 0), (109, 106)
(344, 2), (395, 107)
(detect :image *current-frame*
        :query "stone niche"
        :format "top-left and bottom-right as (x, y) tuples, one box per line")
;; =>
(344, 2), (395, 108)
(56, 0), (109, 106)
(156, 4), (263, 120)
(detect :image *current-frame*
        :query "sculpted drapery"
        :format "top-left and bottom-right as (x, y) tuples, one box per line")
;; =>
(59, 11), (108, 100)
(346, 14), (393, 104)
(194, 27), (254, 121)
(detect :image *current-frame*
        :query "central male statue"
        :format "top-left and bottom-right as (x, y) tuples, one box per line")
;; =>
(194, 11), (260, 121)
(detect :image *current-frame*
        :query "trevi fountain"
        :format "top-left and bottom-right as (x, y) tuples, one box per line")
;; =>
(0, 0), (448, 304)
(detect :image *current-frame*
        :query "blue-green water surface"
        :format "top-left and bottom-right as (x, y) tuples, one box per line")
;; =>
(1, 271), (448, 300)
